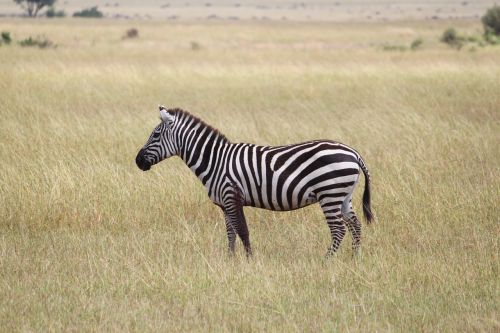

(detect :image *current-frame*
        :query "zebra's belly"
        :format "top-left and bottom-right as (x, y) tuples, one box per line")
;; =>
(240, 173), (359, 211)
(246, 198), (318, 211)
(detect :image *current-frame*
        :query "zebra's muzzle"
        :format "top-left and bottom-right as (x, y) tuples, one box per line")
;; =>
(136, 149), (152, 171)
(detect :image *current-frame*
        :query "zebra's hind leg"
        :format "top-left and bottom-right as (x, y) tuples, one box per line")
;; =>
(344, 213), (362, 255)
(342, 199), (362, 255)
(320, 199), (346, 257)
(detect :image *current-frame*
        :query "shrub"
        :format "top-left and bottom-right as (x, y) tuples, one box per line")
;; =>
(410, 38), (423, 50)
(381, 44), (407, 52)
(484, 32), (500, 45)
(441, 28), (463, 49)
(19, 35), (55, 48)
(441, 28), (458, 44)
(73, 6), (103, 18)
(466, 35), (480, 43)
(46, 6), (66, 17)
(1, 31), (12, 45)
(482, 6), (500, 36)
(124, 28), (138, 39)
(18, 36), (37, 47)
(190, 41), (201, 50)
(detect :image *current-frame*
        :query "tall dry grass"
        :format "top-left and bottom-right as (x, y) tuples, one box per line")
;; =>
(0, 19), (499, 331)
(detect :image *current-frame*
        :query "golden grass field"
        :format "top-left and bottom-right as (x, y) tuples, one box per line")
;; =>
(0, 17), (499, 331)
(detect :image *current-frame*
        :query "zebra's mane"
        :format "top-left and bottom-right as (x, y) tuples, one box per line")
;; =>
(170, 108), (230, 143)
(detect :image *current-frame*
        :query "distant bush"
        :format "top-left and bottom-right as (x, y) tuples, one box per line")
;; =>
(19, 36), (37, 47)
(124, 28), (139, 39)
(381, 44), (407, 52)
(46, 6), (66, 17)
(380, 38), (423, 52)
(410, 38), (423, 50)
(190, 41), (201, 50)
(466, 35), (481, 43)
(441, 28), (464, 49)
(441, 28), (458, 44)
(19, 35), (55, 48)
(482, 6), (500, 36)
(1, 31), (12, 45)
(73, 6), (103, 18)
(484, 33), (500, 45)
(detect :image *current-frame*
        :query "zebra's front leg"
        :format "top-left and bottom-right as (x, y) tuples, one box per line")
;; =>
(222, 209), (237, 254)
(224, 204), (252, 257)
(222, 182), (252, 257)
(235, 205), (252, 257)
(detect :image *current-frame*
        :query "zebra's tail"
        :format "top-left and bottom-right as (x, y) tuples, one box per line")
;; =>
(358, 157), (373, 224)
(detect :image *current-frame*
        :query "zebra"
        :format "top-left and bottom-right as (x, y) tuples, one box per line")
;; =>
(135, 106), (373, 257)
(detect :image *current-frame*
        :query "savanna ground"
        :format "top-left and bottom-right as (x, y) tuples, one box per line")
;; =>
(0, 15), (499, 332)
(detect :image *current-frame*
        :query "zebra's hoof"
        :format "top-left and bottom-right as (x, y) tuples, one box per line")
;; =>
(352, 247), (362, 258)
(324, 250), (337, 259)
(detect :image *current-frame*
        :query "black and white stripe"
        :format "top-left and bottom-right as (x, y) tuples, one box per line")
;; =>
(136, 106), (373, 257)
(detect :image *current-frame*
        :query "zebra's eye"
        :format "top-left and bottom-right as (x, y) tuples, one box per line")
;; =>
(153, 132), (161, 138)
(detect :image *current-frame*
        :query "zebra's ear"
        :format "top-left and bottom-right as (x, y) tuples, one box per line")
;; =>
(159, 105), (175, 124)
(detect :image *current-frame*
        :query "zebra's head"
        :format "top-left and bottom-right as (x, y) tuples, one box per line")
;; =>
(135, 106), (178, 171)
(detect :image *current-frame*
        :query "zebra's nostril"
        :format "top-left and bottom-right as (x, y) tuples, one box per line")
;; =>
(135, 151), (143, 164)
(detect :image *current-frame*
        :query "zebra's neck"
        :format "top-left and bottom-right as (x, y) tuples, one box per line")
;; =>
(173, 110), (230, 185)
